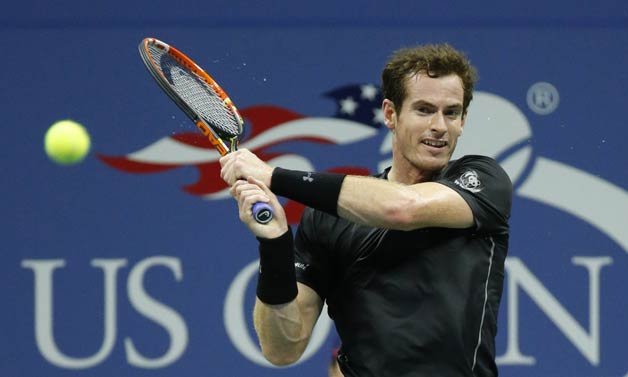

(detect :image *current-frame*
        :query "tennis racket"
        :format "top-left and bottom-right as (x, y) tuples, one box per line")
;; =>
(138, 37), (273, 224)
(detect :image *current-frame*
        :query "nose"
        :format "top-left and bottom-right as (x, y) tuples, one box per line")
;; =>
(430, 111), (448, 134)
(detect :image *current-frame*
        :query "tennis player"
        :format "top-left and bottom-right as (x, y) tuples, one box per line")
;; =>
(220, 44), (512, 377)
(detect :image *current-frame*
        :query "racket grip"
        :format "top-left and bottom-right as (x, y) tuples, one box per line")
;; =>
(252, 202), (274, 224)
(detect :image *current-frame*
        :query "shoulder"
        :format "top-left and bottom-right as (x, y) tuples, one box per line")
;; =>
(447, 155), (505, 172)
(443, 155), (512, 188)
(438, 155), (513, 230)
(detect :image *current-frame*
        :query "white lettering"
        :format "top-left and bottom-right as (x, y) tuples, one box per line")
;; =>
(124, 256), (188, 368)
(21, 259), (127, 369)
(497, 256), (613, 366)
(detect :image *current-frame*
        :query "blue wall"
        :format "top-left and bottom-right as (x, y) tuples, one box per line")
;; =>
(2, 1), (627, 376)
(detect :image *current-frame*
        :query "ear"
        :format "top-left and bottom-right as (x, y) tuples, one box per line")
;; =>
(382, 99), (396, 132)
(460, 112), (466, 134)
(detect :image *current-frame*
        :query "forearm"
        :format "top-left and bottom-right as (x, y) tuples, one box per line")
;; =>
(271, 169), (473, 230)
(337, 175), (417, 229)
(253, 298), (310, 365)
(254, 231), (323, 365)
(342, 175), (475, 229)
(270, 168), (418, 228)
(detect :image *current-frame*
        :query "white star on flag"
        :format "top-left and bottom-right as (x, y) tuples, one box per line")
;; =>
(373, 108), (385, 125)
(360, 84), (378, 101)
(340, 97), (358, 115)
(324, 83), (384, 128)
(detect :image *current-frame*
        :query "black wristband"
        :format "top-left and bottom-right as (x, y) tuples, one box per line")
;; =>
(271, 167), (346, 216)
(256, 228), (298, 305)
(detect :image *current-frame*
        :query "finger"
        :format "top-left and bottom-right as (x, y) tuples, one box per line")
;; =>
(233, 182), (270, 204)
(219, 153), (233, 168)
(238, 192), (271, 220)
(247, 176), (284, 215)
(220, 159), (235, 184)
(240, 192), (271, 210)
(233, 180), (263, 195)
(237, 186), (271, 204)
(224, 152), (252, 184)
(230, 180), (247, 198)
(248, 176), (273, 196)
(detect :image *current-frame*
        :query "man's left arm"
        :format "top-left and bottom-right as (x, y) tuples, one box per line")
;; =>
(337, 176), (474, 231)
(219, 149), (475, 231)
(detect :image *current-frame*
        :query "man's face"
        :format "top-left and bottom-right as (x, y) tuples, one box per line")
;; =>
(384, 72), (466, 174)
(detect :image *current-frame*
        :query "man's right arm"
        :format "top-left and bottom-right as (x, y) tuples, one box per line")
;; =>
(254, 282), (324, 365)
(226, 177), (325, 365)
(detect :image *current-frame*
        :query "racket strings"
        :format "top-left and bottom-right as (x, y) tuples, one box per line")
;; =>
(147, 45), (242, 137)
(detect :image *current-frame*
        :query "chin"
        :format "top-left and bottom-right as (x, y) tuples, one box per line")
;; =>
(413, 157), (449, 173)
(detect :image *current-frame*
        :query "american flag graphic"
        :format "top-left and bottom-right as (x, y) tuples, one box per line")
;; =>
(99, 84), (389, 224)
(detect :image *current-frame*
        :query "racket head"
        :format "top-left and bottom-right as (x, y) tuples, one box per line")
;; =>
(138, 38), (244, 155)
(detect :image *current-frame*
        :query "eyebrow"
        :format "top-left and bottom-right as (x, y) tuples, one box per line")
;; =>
(412, 100), (437, 109)
(445, 104), (463, 112)
(412, 100), (463, 110)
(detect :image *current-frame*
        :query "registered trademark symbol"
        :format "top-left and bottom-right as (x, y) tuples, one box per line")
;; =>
(527, 82), (560, 115)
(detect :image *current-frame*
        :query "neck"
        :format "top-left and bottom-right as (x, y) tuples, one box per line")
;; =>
(386, 140), (451, 184)
(387, 166), (434, 185)
(387, 157), (437, 185)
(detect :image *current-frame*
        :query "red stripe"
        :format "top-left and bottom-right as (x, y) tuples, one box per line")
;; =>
(97, 154), (179, 173)
(170, 132), (215, 149)
(240, 105), (304, 140)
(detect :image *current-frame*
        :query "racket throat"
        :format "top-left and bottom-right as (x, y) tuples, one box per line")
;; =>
(229, 138), (239, 153)
(195, 120), (229, 156)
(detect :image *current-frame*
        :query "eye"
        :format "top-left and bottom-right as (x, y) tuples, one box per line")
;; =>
(416, 106), (434, 115)
(445, 108), (462, 119)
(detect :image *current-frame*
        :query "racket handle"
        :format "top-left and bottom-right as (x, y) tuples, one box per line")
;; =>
(252, 202), (274, 224)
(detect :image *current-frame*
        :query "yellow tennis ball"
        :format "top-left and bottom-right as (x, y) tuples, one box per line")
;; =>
(44, 120), (91, 165)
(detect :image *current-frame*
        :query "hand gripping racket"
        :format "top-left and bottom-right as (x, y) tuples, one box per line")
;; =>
(138, 37), (273, 224)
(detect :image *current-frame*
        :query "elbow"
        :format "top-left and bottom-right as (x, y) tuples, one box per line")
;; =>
(262, 348), (302, 366)
(382, 193), (423, 230)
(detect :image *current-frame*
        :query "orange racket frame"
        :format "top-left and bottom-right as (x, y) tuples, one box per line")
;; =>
(139, 37), (244, 156)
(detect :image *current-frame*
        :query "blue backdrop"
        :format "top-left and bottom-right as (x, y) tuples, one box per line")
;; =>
(2, 1), (627, 376)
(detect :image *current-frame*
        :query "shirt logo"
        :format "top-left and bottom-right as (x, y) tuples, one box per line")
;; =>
(303, 172), (314, 182)
(294, 262), (309, 271)
(455, 170), (483, 193)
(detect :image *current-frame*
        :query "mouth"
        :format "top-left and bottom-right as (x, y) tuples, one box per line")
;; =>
(421, 139), (448, 149)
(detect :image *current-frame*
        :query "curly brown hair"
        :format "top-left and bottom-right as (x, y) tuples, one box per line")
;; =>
(381, 44), (478, 117)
